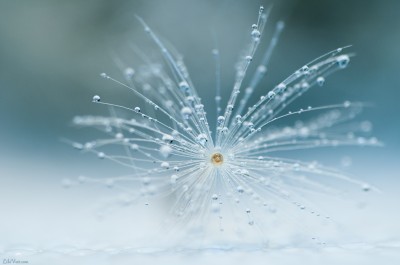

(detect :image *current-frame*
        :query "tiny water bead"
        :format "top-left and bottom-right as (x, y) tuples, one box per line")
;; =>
(211, 153), (224, 166)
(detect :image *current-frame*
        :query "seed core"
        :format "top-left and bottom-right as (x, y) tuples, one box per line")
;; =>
(211, 153), (224, 166)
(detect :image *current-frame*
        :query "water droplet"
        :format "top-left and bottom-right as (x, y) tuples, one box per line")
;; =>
(195, 104), (204, 111)
(301, 65), (309, 74)
(162, 134), (174, 143)
(92, 95), (101, 102)
(362, 184), (371, 192)
(245, 55), (252, 62)
(337, 55), (350, 68)
(317, 76), (325, 86)
(277, 21), (285, 30)
(369, 137), (378, 145)
(276, 83), (286, 93)
(212, 194), (219, 200)
(235, 115), (242, 123)
(301, 82), (310, 89)
(357, 137), (366, 145)
(257, 65), (267, 74)
(217, 116), (225, 126)
(97, 152), (105, 159)
(84, 142), (95, 149)
(142, 177), (150, 185)
(251, 29), (261, 40)
(161, 162), (170, 169)
(179, 81), (189, 92)
(124, 67), (135, 80)
(196, 133), (208, 146)
(130, 144), (139, 150)
(237, 186), (244, 193)
(221, 127), (228, 134)
(159, 145), (173, 158)
(267, 91), (276, 99)
(115, 133), (123, 139)
(343, 101), (351, 108)
(360, 121), (372, 132)
(73, 143), (83, 150)
(181, 107), (192, 119)
(134, 107), (141, 113)
(186, 96), (194, 103)
(100, 73), (108, 78)
(211, 202), (220, 213)
(171, 174), (178, 184)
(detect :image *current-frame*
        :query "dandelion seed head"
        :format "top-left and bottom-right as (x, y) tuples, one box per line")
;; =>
(70, 6), (381, 244)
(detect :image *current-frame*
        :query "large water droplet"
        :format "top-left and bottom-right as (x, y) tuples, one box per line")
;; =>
(196, 133), (208, 146)
(92, 95), (101, 102)
(267, 91), (276, 99)
(251, 29), (261, 40)
(317, 76), (325, 86)
(159, 145), (172, 158)
(162, 134), (174, 143)
(124, 67), (135, 80)
(179, 81), (189, 92)
(161, 162), (170, 169)
(337, 55), (350, 68)
(181, 107), (192, 119)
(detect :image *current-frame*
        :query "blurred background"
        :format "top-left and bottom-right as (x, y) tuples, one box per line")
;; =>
(0, 0), (399, 264)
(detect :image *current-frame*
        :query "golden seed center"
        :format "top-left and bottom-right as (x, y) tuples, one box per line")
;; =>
(211, 153), (224, 166)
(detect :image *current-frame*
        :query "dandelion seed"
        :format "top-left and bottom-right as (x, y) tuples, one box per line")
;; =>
(71, 6), (380, 242)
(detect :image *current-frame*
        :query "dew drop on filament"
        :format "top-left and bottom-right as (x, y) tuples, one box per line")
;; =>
(92, 95), (101, 102)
